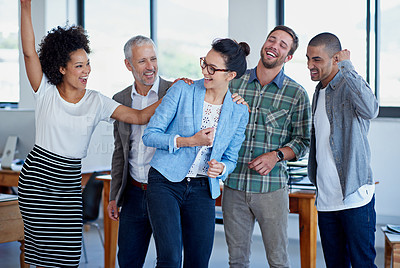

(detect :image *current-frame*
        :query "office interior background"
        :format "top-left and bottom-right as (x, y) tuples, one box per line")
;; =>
(0, 0), (399, 256)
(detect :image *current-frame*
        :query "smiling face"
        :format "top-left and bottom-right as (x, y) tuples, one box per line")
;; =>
(202, 49), (236, 92)
(260, 30), (293, 69)
(306, 45), (338, 87)
(126, 44), (158, 87)
(59, 48), (91, 90)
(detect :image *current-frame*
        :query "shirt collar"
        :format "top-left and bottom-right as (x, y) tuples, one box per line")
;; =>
(316, 69), (341, 92)
(131, 76), (160, 98)
(248, 67), (285, 89)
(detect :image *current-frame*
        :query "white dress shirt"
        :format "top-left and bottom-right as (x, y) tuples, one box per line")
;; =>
(128, 77), (160, 183)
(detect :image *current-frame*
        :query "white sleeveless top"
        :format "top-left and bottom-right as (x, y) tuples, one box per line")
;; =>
(33, 75), (120, 159)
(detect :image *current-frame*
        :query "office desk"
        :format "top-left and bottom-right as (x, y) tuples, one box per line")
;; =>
(289, 190), (317, 268)
(0, 168), (94, 187)
(381, 227), (400, 268)
(96, 175), (119, 268)
(0, 200), (29, 268)
(0, 169), (21, 187)
(97, 175), (317, 268)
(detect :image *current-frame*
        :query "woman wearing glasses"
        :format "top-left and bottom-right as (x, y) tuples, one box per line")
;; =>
(142, 38), (250, 267)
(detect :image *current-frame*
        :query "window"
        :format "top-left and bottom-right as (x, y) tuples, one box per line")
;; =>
(284, 0), (400, 117)
(283, 0), (367, 101)
(0, 0), (19, 103)
(85, 0), (150, 97)
(380, 1), (400, 107)
(157, 0), (228, 80)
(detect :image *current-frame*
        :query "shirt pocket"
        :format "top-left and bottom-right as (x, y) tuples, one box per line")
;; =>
(338, 99), (353, 129)
(260, 106), (289, 129)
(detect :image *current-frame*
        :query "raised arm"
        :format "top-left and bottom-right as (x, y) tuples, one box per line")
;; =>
(20, 0), (43, 92)
(111, 98), (162, 125)
(335, 50), (379, 119)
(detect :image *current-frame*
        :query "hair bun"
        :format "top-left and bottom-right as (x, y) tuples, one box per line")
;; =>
(239, 42), (250, 56)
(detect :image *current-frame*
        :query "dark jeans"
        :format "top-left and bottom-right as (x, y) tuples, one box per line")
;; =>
(147, 167), (215, 268)
(318, 196), (377, 268)
(118, 181), (152, 268)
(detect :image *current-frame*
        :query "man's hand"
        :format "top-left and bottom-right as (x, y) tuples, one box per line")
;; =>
(107, 200), (119, 221)
(334, 49), (350, 63)
(207, 159), (224, 178)
(248, 151), (278, 176)
(232, 93), (250, 112)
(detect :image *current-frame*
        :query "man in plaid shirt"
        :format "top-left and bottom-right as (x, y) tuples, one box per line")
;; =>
(222, 26), (311, 268)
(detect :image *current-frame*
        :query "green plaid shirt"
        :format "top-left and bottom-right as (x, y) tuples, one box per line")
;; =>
(225, 67), (311, 193)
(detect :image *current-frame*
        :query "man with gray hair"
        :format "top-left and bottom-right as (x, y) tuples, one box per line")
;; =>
(107, 35), (172, 267)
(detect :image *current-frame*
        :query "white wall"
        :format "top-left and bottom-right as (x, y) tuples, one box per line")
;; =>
(228, 0), (277, 68)
(369, 118), (400, 222)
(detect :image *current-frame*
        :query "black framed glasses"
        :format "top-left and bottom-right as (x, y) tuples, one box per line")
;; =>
(200, 57), (229, 75)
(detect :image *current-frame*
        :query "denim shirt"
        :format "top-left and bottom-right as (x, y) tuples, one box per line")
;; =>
(308, 60), (379, 199)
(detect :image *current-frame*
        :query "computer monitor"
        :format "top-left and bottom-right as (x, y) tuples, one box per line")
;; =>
(0, 109), (36, 162)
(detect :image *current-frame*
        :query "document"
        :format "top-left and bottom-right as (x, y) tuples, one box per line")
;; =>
(0, 193), (18, 202)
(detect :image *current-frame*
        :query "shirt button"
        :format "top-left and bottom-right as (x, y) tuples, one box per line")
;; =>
(187, 178), (191, 182)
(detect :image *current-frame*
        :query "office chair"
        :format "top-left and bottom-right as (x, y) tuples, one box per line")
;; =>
(82, 172), (105, 263)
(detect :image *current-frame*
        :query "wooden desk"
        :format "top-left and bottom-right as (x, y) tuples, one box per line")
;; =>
(289, 190), (317, 268)
(96, 175), (119, 268)
(0, 169), (21, 187)
(0, 200), (29, 268)
(97, 175), (317, 268)
(0, 169), (94, 187)
(382, 227), (400, 268)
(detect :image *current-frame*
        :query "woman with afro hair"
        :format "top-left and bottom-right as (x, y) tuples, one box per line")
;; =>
(18, 1), (159, 267)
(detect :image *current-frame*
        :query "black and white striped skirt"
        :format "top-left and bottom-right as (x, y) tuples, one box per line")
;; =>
(18, 145), (83, 268)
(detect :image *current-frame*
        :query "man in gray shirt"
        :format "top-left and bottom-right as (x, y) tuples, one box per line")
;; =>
(306, 32), (379, 268)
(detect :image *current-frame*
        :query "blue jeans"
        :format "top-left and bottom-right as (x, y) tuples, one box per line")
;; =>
(147, 167), (215, 268)
(318, 196), (377, 268)
(118, 181), (152, 268)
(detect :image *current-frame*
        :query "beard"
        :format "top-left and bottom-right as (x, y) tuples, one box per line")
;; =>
(260, 49), (287, 69)
(133, 69), (157, 86)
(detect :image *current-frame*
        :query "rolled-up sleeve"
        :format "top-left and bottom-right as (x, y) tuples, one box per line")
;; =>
(284, 89), (312, 159)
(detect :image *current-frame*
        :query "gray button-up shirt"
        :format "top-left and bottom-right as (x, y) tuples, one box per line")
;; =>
(308, 60), (379, 199)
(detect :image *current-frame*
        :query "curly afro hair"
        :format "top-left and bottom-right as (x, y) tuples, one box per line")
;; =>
(38, 25), (91, 86)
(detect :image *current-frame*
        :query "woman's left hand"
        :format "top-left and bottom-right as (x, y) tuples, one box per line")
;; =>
(207, 159), (224, 178)
(232, 93), (250, 112)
